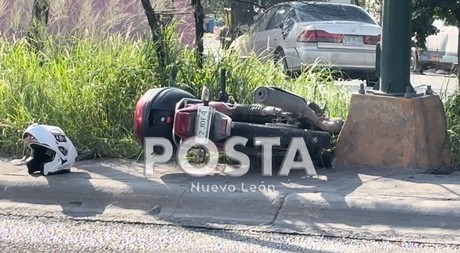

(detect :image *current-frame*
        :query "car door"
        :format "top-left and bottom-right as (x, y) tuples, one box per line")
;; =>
(251, 6), (280, 56)
(262, 5), (293, 56)
(233, 12), (266, 57)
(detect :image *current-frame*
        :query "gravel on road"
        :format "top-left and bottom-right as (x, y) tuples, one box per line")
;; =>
(0, 214), (459, 253)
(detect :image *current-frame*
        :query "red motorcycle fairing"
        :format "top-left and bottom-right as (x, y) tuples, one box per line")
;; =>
(133, 87), (196, 147)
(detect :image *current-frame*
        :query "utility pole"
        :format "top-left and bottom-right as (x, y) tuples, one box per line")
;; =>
(371, 0), (415, 96)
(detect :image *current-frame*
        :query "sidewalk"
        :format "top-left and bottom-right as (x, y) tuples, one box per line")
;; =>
(1, 158), (459, 244)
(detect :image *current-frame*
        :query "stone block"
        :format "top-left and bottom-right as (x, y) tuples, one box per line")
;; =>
(335, 94), (452, 169)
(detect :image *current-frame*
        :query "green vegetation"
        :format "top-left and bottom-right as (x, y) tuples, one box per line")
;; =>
(0, 21), (348, 160)
(0, 35), (155, 158)
(445, 91), (460, 168)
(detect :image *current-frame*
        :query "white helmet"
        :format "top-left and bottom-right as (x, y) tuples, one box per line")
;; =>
(22, 123), (78, 176)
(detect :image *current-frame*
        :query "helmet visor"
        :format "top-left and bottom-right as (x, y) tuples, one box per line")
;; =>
(26, 144), (56, 174)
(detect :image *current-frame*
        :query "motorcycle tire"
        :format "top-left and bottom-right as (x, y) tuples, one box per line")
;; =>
(230, 142), (331, 175)
(227, 145), (285, 175)
(230, 122), (332, 150)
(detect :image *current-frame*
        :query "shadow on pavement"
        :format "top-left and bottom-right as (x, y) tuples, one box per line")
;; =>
(2, 158), (460, 245)
(68, 159), (331, 251)
(156, 163), (460, 234)
(265, 166), (460, 236)
(2, 170), (107, 217)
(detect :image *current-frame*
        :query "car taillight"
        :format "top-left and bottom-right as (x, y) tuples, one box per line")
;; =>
(297, 29), (343, 43)
(174, 112), (193, 136)
(364, 34), (381, 45)
(134, 95), (148, 144)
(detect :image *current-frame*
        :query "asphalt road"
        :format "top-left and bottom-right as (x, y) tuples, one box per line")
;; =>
(343, 71), (458, 99)
(1, 215), (459, 253)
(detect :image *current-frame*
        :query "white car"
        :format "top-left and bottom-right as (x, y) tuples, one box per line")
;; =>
(230, 1), (382, 82)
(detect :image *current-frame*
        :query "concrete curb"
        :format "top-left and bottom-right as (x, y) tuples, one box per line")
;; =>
(1, 160), (460, 244)
(274, 192), (460, 244)
(0, 174), (284, 226)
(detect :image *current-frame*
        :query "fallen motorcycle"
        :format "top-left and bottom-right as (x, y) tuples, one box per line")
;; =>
(134, 78), (344, 171)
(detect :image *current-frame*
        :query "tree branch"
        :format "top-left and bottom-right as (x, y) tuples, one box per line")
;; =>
(140, 0), (166, 71)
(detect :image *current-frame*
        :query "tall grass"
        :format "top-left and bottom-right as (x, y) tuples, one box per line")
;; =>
(0, 1), (349, 160)
(147, 23), (349, 118)
(445, 91), (460, 167)
(0, 35), (156, 158)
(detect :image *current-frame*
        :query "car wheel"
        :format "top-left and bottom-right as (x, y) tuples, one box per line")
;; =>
(273, 49), (290, 76)
(411, 51), (426, 74)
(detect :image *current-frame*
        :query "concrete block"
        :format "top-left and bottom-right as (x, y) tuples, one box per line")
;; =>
(335, 94), (452, 169)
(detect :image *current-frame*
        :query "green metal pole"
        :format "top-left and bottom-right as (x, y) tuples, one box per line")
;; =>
(378, 0), (414, 95)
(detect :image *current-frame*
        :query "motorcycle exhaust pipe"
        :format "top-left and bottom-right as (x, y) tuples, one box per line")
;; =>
(253, 86), (344, 134)
(253, 86), (318, 120)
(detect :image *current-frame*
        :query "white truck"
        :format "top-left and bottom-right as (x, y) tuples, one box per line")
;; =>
(416, 20), (458, 73)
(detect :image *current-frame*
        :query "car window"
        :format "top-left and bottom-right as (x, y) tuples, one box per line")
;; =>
(253, 6), (279, 32)
(266, 6), (292, 30)
(281, 10), (296, 34)
(295, 4), (377, 24)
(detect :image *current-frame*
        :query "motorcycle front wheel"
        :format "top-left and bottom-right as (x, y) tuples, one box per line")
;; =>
(229, 122), (333, 170)
(230, 122), (332, 150)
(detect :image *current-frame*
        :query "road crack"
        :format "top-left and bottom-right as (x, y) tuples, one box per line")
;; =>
(265, 192), (291, 226)
(167, 188), (188, 218)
